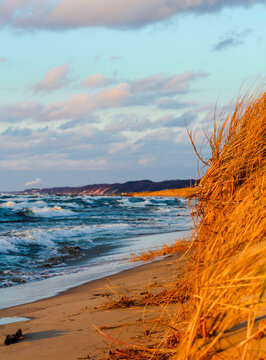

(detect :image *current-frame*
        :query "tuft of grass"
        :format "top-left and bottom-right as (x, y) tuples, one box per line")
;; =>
(131, 239), (191, 262)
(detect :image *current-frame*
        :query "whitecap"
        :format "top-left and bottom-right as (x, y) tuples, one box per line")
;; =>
(117, 198), (145, 207)
(28, 206), (74, 218)
(0, 201), (16, 208)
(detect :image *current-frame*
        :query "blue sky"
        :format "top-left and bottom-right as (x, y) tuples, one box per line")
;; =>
(0, 0), (265, 191)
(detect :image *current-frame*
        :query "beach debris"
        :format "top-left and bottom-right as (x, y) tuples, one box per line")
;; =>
(98, 284), (191, 311)
(4, 329), (23, 345)
(95, 325), (175, 356)
(165, 330), (184, 348)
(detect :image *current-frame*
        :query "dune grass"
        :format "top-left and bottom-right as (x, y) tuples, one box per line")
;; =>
(173, 90), (266, 359)
(103, 90), (266, 359)
(131, 238), (191, 262)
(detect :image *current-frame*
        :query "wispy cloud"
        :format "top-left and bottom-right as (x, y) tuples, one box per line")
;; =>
(24, 178), (42, 187)
(105, 114), (152, 133)
(211, 29), (252, 51)
(33, 64), (70, 92)
(138, 157), (155, 166)
(157, 98), (198, 110)
(0, 70), (208, 123)
(0, 0), (262, 30)
(1, 127), (32, 136)
(0, 102), (43, 123)
(159, 111), (198, 128)
(81, 73), (112, 89)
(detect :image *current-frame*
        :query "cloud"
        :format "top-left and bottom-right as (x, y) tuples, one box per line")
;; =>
(0, 102), (43, 122)
(33, 64), (70, 92)
(0, 106), (203, 183)
(1, 127), (32, 136)
(24, 177), (42, 187)
(41, 83), (131, 120)
(211, 29), (252, 51)
(108, 141), (142, 155)
(105, 114), (152, 133)
(0, 0), (262, 30)
(0, 124), (127, 173)
(160, 111), (198, 127)
(46, 71), (206, 120)
(130, 71), (208, 98)
(138, 157), (155, 166)
(81, 73), (112, 89)
(0, 70), (207, 123)
(157, 98), (198, 110)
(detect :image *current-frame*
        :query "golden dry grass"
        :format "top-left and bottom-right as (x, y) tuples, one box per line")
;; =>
(104, 90), (266, 359)
(173, 90), (266, 359)
(129, 187), (197, 198)
(131, 239), (191, 262)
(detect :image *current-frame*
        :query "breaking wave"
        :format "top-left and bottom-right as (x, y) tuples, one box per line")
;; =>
(0, 194), (191, 287)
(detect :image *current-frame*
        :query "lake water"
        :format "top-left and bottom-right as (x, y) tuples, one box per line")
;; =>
(0, 194), (191, 308)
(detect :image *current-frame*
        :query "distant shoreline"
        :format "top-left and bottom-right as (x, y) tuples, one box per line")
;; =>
(15, 178), (199, 196)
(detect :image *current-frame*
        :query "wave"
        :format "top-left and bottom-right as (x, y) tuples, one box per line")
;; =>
(0, 222), (131, 255)
(0, 200), (47, 209)
(28, 206), (74, 218)
(0, 193), (191, 288)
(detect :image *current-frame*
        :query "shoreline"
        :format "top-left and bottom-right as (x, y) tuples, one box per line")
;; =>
(0, 230), (190, 310)
(0, 253), (184, 360)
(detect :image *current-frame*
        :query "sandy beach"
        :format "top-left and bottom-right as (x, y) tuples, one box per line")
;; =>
(0, 254), (184, 360)
(1, 250), (264, 360)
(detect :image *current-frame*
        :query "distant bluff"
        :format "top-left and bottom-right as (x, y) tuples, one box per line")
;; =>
(22, 179), (198, 196)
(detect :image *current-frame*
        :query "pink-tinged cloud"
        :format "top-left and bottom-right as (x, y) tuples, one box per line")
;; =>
(81, 74), (111, 89)
(42, 83), (131, 120)
(96, 83), (131, 108)
(0, 102), (43, 122)
(131, 71), (207, 96)
(43, 93), (94, 120)
(33, 64), (70, 92)
(0, 0), (263, 30)
(1, 70), (208, 122)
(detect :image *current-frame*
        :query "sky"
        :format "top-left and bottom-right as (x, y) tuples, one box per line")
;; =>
(0, 0), (265, 191)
